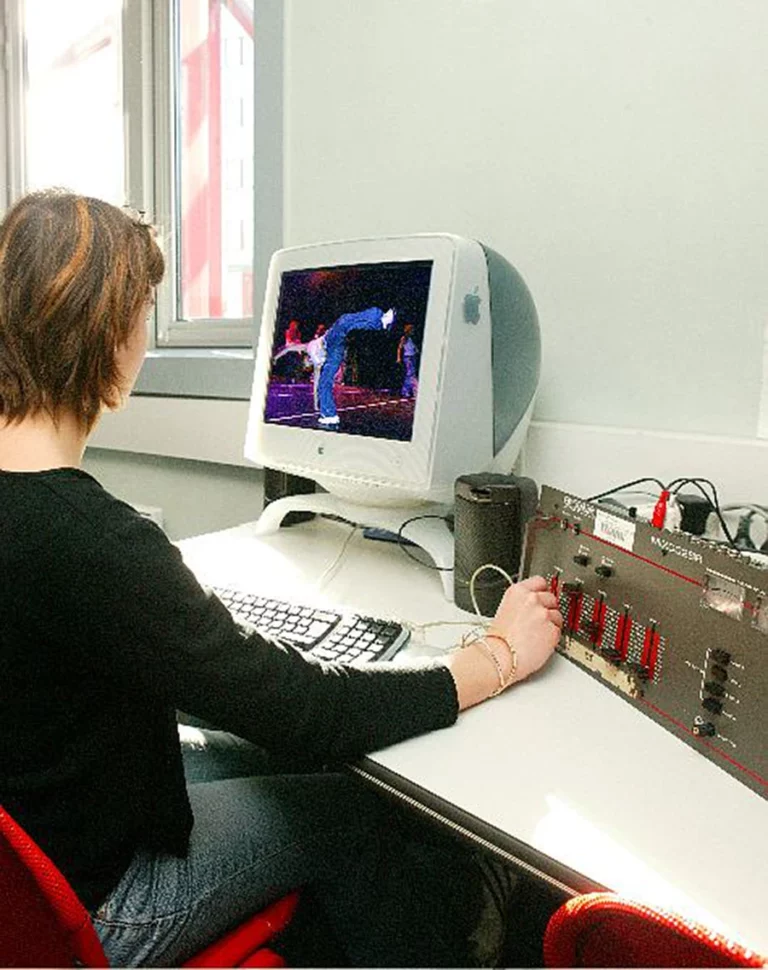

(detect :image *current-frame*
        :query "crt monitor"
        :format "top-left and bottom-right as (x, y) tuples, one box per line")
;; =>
(244, 233), (540, 511)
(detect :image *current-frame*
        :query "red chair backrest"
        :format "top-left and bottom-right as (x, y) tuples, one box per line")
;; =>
(0, 806), (108, 968)
(0, 804), (298, 968)
(544, 892), (766, 968)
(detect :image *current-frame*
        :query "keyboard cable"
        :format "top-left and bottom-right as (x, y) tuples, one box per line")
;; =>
(313, 522), (360, 593)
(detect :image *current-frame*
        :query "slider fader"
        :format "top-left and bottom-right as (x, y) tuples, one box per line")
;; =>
(521, 485), (768, 800)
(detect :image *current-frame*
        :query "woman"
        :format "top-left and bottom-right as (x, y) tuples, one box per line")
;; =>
(0, 191), (562, 967)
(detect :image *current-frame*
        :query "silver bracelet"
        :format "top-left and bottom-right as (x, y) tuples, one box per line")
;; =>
(466, 633), (517, 697)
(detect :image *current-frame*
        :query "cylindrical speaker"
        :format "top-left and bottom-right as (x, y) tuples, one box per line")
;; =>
(263, 468), (316, 527)
(453, 473), (539, 616)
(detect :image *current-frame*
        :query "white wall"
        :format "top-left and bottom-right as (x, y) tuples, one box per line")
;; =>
(82, 447), (264, 540)
(284, 0), (768, 440)
(87, 399), (264, 539)
(94, 0), (768, 523)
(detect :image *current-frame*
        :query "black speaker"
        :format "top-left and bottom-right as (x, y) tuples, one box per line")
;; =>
(453, 473), (539, 616)
(263, 468), (316, 527)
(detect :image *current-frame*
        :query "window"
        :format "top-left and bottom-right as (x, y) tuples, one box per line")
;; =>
(2, 0), (283, 392)
(156, 0), (258, 347)
(154, 0), (284, 359)
(176, 0), (254, 324)
(22, 0), (125, 204)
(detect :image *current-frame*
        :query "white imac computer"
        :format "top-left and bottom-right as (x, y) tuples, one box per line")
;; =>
(244, 233), (540, 599)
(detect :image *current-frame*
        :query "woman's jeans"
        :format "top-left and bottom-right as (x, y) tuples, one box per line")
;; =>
(90, 725), (485, 967)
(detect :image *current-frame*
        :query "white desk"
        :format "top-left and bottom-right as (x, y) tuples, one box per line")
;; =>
(179, 516), (768, 956)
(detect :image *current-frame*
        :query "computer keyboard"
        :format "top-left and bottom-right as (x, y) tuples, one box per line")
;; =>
(213, 587), (410, 663)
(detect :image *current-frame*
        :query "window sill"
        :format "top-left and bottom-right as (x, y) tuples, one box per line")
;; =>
(134, 348), (255, 400)
(90, 394), (254, 466)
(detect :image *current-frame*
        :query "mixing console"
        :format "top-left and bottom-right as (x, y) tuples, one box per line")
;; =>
(522, 486), (768, 799)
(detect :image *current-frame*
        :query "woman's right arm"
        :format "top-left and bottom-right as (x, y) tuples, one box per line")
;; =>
(78, 506), (559, 761)
(446, 577), (562, 710)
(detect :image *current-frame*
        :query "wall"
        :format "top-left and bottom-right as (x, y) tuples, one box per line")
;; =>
(83, 447), (264, 540)
(95, 0), (768, 524)
(284, 0), (768, 441)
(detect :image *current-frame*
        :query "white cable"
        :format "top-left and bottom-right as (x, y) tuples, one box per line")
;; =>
(405, 563), (515, 653)
(468, 562), (514, 620)
(313, 523), (359, 592)
(403, 619), (487, 655)
(314, 545), (518, 652)
(407, 619), (486, 635)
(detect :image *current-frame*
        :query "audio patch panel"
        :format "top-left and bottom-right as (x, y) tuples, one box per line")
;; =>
(521, 486), (768, 799)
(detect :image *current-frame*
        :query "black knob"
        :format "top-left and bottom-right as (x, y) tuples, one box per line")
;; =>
(693, 721), (716, 737)
(629, 662), (651, 681)
(702, 697), (723, 715)
(709, 665), (728, 683)
(573, 553), (590, 566)
(704, 681), (725, 697)
(595, 564), (614, 578)
(711, 649), (731, 665)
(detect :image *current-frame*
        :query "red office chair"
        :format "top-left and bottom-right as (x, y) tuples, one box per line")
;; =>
(0, 805), (299, 968)
(544, 891), (767, 968)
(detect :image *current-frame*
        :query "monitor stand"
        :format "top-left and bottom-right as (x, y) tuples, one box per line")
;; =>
(254, 493), (456, 601)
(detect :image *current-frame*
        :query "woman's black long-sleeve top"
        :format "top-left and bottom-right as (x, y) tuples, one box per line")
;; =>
(0, 469), (459, 908)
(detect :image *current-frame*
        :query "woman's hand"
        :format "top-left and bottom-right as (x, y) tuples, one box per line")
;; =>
(488, 576), (563, 683)
(447, 575), (563, 711)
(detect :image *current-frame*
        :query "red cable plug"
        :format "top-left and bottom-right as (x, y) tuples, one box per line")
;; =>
(651, 489), (670, 529)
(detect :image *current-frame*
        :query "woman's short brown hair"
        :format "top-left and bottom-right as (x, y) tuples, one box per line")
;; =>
(0, 189), (165, 432)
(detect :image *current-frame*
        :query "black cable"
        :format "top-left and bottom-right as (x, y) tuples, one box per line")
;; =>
(589, 475), (768, 558)
(590, 474), (735, 548)
(670, 478), (768, 557)
(669, 477), (737, 548)
(586, 477), (666, 502)
(396, 514), (454, 571)
(669, 476), (718, 499)
(734, 512), (756, 550)
(730, 509), (768, 557)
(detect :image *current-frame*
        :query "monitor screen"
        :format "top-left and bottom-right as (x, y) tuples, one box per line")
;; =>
(263, 260), (432, 441)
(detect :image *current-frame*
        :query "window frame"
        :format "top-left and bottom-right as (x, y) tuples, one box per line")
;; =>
(2, 0), (26, 209)
(0, 6), (7, 213)
(2, 0), (284, 400)
(133, 0), (284, 398)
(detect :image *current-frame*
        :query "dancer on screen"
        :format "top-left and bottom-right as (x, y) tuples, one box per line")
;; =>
(273, 306), (395, 425)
